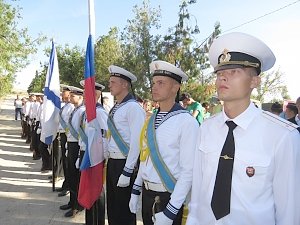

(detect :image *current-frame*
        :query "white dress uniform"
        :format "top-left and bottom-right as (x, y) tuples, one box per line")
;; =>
(187, 32), (300, 225)
(129, 60), (199, 225)
(60, 102), (75, 134)
(106, 65), (145, 225)
(67, 104), (85, 142)
(108, 99), (146, 168)
(187, 103), (300, 225)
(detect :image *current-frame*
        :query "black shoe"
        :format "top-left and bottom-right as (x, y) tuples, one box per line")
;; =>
(33, 156), (41, 160)
(60, 204), (72, 210)
(64, 209), (80, 217)
(56, 187), (64, 192)
(58, 190), (69, 197)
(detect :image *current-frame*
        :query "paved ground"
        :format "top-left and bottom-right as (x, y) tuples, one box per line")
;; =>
(0, 95), (143, 225)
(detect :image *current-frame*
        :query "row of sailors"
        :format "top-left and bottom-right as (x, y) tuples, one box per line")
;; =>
(35, 32), (300, 225)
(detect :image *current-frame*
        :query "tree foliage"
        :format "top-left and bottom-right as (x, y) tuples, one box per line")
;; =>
(252, 69), (290, 102)
(119, 0), (161, 98)
(0, 0), (45, 96)
(94, 27), (122, 88)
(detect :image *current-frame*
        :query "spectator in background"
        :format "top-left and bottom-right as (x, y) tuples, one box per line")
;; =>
(143, 99), (153, 120)
(180, 93), (204, 125)
(152, 101), (159, 113)
(286, 102), (299, 124)
(202, 102), (211, 119)
(270, 102), (283, 116)
(14, 95), (23, 120)
(288, 97), (300, 126)
(102, 96), (112, 113)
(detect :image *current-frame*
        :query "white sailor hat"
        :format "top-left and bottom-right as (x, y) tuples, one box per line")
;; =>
(108, 65), (137, 83)
(209, 32), (276, 74)
(60, 84), (71, 91)
(32, 92), (44, 96)
(149, 60), (188, 83)
(79, 80), (105, 91)
(69, 86), (84, 95)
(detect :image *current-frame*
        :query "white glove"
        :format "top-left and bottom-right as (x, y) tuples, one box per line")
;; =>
(129, 194), (140, 214)
(36, 128), (41, 134)
(117, 174), (131, 187)
(65, 150), (68, 157)
(153, 212), (173, 225)
(75, 158), (80, 169)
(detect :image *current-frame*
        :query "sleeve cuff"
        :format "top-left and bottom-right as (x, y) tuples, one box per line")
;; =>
(163, 202), (179, 220)
(132, 184), (142, 195)
(122, 166), (133, 177)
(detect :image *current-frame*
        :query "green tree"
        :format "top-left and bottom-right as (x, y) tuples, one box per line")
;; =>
(94, 27), (122, 88)
(155, 0), (220, 102)
(28, 44), (85, 91)
(119, 0), (161, 98)
(252, 69), (290, 102)
(0, 1), (45, 96)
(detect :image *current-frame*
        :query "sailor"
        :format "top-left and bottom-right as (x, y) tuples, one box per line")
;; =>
(59, 86), (85, 218)
(56, 85), (75, 197)
(129, 60), (199, 225)
(106, 65), (145, 225)
(186, 32), (300, 225)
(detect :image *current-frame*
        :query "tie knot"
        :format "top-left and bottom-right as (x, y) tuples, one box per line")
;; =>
(225, 121), (237, 131)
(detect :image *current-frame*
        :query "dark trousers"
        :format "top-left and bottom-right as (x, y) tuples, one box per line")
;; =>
(142, 188), (183, 225)
(67, 142), (82, 210)
(86, 190), (105, 225)
(106, 158), (136, 225)
(21, 116), (26, 138)
(52, 135), (63, 178)
(15, 108), (22, 120)
(39, 142), (51, 170)
(25, 118), (31, 142)
(60, 133), (69, 189)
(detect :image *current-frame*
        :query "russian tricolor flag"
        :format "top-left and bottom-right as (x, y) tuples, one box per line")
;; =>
(78, 34), (104, 210)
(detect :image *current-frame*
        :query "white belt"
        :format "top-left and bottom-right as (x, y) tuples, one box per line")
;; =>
(143, 181), (167, 192)
(108, 152), (126, 159)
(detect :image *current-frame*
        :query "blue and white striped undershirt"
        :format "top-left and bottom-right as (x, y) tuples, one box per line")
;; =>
(155, 111), (168, 129)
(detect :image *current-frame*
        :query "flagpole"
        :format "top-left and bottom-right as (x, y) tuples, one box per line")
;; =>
(88, 0), (95, 37)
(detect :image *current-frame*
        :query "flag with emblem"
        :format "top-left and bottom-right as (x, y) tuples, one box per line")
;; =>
(78, 0), (104, 210)
(40, 41), (61, 145)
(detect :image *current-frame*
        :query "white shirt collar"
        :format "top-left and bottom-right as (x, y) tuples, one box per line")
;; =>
(221, 102), (260, 130)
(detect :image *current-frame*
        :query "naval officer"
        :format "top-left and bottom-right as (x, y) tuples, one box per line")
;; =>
(186, 32), (300, 225)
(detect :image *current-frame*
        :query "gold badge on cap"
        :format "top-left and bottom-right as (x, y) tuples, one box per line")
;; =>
(246, 166), (255, 177)
(219, 49), (231, 63)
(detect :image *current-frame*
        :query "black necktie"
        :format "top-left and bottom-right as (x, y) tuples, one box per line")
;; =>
(211, 121), (237, 220)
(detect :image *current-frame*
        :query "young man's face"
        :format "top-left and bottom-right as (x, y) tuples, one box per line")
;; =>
(215, 68), (260, 103)
(151, 76), (180, 102)
(70, 93), (81, 104)
(108, 76), (127, 97)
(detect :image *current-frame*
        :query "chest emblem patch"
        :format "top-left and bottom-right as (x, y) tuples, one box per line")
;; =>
(246, 166), (255, 177)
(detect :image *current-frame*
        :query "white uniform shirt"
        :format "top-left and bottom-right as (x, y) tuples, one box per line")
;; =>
(67, 105), (85, 142)
(29, 101), (40, 119)
(108, 99), (145, 170)
(78, 105), (109, 152)
(187, 103), (300, 225)
(135, 110), (199, 209)
(59, 102), (75, 133)
(24, 101), (32, 117)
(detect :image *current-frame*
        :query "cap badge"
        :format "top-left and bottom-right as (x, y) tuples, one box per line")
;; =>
(246, 166), (255, 177)
(220, 49), (231, 63)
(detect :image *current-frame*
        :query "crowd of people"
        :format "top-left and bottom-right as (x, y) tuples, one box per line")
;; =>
(13, 31), (300, 225)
